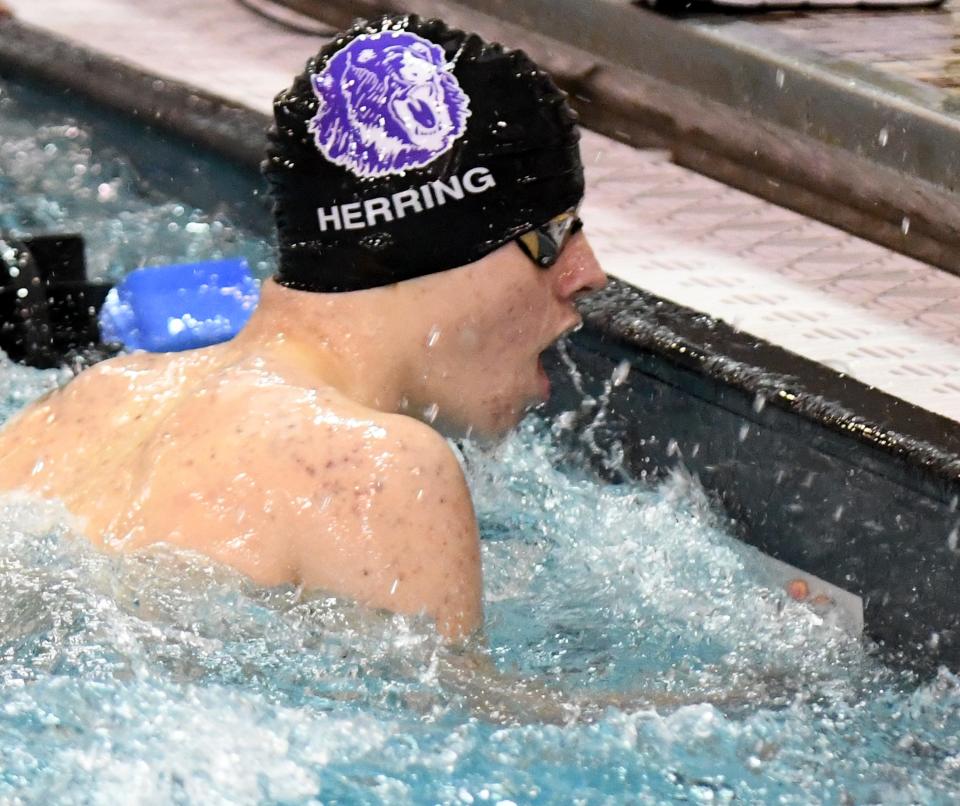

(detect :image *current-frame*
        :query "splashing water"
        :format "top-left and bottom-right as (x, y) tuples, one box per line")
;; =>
(0, 83), (273, 283)
(2, 77), (960, 804)
(1, 355), (959, 802)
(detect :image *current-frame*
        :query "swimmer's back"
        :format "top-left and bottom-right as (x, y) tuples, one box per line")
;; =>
(0, 348), (483, 640)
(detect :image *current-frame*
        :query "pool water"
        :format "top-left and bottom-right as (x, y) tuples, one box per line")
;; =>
(0, 81), (273, 285)
(2, 78), (960, 804)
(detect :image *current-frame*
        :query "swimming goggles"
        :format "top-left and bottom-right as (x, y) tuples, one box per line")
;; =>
(516, 207), (583, 268)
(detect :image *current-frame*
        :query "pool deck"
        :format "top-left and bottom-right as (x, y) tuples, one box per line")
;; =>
(9, 0), (960, 423)
(752, 0), (960, 94)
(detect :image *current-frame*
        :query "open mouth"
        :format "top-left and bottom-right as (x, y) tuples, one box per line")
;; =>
(536, 352), (551, 400)
(555, 317), (583, 345)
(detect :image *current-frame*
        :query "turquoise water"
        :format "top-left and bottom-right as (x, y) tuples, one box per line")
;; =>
(2, 78), (960, 804)
(0, 82), (273, 284)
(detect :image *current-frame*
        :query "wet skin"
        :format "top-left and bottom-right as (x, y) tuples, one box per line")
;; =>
(0, 235), (606, 642)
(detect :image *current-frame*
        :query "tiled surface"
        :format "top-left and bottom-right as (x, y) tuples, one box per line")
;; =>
(584, 143), (960, 407)
(9, 0), (960, 420)
(750, 1), (960, 92)
(11, 0), (318, 109)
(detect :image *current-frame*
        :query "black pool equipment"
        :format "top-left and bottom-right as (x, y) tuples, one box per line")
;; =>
(0, 233), (114, 368)
(0, 235), (261, 367)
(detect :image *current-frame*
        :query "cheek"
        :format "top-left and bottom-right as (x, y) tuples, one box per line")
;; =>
(501, 291), (551, 346)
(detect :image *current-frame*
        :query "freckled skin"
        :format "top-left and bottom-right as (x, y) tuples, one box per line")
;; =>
(0, 237), (605, 642)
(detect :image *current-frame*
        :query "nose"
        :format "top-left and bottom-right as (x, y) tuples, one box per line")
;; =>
(552, 234), (607, 302)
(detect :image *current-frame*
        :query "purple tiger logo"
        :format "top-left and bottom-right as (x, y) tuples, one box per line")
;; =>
(308, 31), (471, 178)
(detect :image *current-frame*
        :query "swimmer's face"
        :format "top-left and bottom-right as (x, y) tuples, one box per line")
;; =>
(406, 231), (606, 441)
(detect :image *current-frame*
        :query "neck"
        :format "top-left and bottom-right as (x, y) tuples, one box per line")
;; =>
(229, 278), (422, 413)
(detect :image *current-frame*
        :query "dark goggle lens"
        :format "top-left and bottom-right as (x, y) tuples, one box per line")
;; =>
(517, 211), (583, 268)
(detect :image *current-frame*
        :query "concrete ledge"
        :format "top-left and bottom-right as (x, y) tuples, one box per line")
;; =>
(0, 17), (269, 173)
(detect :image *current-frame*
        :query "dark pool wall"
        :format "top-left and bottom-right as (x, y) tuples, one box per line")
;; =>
(4, 17), (960, 669)
(547, 283), (960, 670)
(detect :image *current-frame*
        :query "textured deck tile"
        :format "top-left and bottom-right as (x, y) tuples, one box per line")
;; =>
(751, 1), (960, 94)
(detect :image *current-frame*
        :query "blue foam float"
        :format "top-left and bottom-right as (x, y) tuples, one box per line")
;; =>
(98, 257), (260, 352)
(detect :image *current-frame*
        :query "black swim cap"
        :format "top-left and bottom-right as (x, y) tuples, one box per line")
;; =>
(263, 14), (584, 292)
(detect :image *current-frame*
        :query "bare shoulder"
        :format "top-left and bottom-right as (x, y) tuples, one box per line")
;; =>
(232, 381), (465, 480)
(248, 392), (483, 641)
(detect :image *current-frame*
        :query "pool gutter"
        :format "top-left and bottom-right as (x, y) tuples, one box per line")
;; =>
(2, 16), (960, 669)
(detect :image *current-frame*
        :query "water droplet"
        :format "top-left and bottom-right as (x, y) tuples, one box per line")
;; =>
(427, 326), (441, 348)
(775, 69), (785, 89)
(424, 403), (439, 423)
(97, 182), (116, 202)
(901, 216), (910, 235)
(611, 359), (630, 386)
(15, 288), (27, 299)
(878, 127), (889, 147)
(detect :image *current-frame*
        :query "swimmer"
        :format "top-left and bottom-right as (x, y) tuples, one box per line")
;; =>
(0, 14), (600, 642)
(0, 16), (767, 721)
